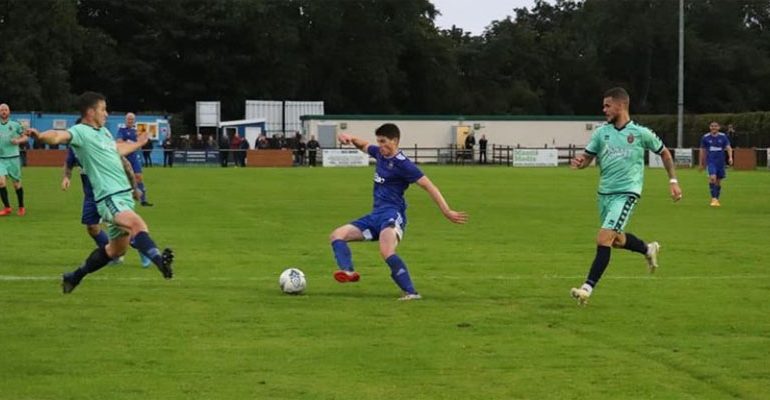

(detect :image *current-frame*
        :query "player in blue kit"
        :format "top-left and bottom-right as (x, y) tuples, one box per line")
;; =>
(116, 112), (153, 207)
(699, 121), (733, 207)
(329, 123), (468, 300)
(62, 146), (111, 249)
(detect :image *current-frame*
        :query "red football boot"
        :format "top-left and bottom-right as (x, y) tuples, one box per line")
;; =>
(333, 270), (360, 283)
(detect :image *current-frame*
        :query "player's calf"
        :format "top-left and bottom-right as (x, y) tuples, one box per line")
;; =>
(62, 247), (113, 294)
(131, 231), (174, 279)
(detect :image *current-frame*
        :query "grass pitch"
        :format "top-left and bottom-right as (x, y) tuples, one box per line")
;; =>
(1, 165), (769, 399)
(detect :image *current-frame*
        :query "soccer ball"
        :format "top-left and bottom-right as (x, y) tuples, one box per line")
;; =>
(279, 268), (306, 294)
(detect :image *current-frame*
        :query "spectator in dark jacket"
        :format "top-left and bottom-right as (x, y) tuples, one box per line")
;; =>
(219, 133), (230, 167)
(307, 135), (320, 167)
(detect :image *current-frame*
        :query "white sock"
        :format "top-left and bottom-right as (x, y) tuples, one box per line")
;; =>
(581, 283), (593, 295)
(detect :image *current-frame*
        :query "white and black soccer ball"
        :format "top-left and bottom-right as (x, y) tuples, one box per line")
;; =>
(279, 268), (307, 294)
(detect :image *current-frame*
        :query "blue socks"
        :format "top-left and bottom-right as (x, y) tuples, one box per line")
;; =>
(331, 239), (353, 271)
(91, 230), (109, 248)
(138, 182), (147, 202)
(331, 241), (418, 294)
(709, 183), (721, 199)
(72, 246), (112, 282)
(586, 245), (612, 288)
(132, 231), (162, 266)
(385, 254), (416, 294)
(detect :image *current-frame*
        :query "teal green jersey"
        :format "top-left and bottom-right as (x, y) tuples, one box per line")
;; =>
(0, 119), (25, 158)
(67, 124), (132, 201)
(585, 121), (664, 197)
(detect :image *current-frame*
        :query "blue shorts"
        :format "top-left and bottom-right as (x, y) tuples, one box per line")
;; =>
(351, 208), (407, 241)
(129, 156), (143, 174)
(707, 163), (726, 180)
(81, 196), (100, 225)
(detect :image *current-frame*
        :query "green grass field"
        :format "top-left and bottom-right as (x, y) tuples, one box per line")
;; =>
(1, 165), (769, 399)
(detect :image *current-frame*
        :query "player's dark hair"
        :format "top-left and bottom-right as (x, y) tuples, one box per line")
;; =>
(603, 87), (630, 103)
(375, 123), (400, 140)
(77, 92), (106, 116)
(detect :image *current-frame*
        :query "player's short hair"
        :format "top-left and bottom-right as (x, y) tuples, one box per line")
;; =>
(375, 123), (400, 140)
(77, 92), (106, 116)
(603, 87), (630, 104)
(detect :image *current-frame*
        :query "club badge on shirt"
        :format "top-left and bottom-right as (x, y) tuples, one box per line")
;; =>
(627, 134), (635, 144)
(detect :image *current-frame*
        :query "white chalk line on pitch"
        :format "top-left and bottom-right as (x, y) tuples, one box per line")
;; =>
(1, 274), (769, 282)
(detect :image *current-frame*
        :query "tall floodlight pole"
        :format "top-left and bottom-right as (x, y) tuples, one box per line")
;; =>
(677, 0), (685, 147)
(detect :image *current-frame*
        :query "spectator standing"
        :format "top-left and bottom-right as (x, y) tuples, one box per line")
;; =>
(294, 135), (306, 166)
(238, 134), (249, 166)
(230, 133), (243, 167)
(464, 132), (475, 161)
(219, 132), (230, 167)
(162, 136), (174, 167)
(256, 134), (270, 149)
(142, 140), (153, 167)
(478, 134), (488, 164)
(307, 135), (320, 167)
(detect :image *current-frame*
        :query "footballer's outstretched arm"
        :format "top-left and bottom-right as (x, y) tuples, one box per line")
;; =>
(30, 129), (72, 146)
(570, 153), (595, 169)
(120, 156), (142, 200)
(726, 145), (734, 165)
(338, 133), (370, 152)
(11, 132), (29, 145)
(116, 130), (148, 156)
(415, 176), (468, 224)
(660, 147), (682, 202)
(61, 159), (74, 191)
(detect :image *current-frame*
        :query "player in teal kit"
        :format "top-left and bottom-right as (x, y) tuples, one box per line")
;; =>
(699, 122), (733, 207)
(29, 92), (174, 293)
(569, 88), (683, 305)
(0, 103), (29, 216)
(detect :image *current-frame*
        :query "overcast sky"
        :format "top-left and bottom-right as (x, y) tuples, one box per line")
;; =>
(432, 0), (544, 35)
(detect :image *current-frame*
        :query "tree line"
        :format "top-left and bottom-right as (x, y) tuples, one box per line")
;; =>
(1, 0), (769, 137)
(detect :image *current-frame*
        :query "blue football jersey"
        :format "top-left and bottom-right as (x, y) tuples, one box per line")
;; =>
(116, 126), (141, 163)
(700, 133), (730, 166)
(368, 145), (424, 212)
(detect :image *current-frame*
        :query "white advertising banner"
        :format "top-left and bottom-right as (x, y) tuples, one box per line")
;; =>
(648, 150), (664, 168)
(767, 149), (770, 169)
(512, 149), (558, 167)
(322, 149), (370, 167)
(674, 148), (693, 168)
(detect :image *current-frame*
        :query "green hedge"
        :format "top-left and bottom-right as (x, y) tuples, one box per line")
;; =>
(636, 112), (770, 148)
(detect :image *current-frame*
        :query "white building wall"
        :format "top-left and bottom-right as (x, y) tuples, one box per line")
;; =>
(304, 117), (605, 149)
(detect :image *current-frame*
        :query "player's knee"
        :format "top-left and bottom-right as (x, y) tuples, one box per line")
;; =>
(596, 233), (615, 247)
(329, 230), (344, 242)
(125, 220), (148, 236)
(105, 245), (126, 259)
(86, 225), (101, 236)
(379, 248), (396, 260)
